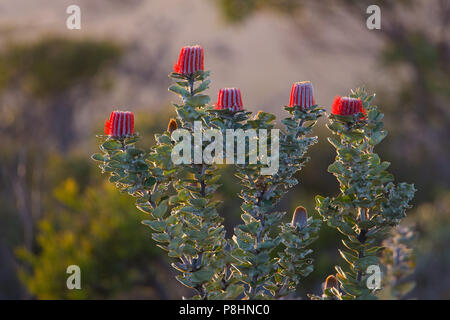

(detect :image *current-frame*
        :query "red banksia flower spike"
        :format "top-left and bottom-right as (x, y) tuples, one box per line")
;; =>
(291, 206), (308, 229)
(215, 88), (244, 112)
(289, 81), (315, 110)
(173, 45), (205, 76)
(104, 112), (114, 135)
(104, 111), (134, 138)
(324, 275), (339, 290)
(331, 96), (366, 117)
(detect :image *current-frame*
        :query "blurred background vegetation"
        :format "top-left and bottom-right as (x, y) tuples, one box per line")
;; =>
(0, 0), (448, 299)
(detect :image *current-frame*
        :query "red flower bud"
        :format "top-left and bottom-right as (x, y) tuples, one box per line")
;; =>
(331, 96), (366, 117)
(324, 275), (339, 290)
(167, 118), (178, 135)
(291, 206), (308, 229)
(216, 88), (244, 112)
(173, 45), (204, 75)
(289, 81), (315, 110)
(104, 111), (134, 137)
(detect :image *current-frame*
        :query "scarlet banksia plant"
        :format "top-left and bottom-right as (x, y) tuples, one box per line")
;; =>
(315, 88), (416, 300)
(92, 45), (415, 300)
(95, 53), (223, 299)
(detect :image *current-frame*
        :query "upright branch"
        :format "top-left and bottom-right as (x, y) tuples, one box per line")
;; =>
(315, 89), (416, 299)
(93, 111), (172, 212)
(93, 46), (227, 300)
(166, 46), (230, 299)
(232, 81), (324, 299)
(275, 206), (321, 298)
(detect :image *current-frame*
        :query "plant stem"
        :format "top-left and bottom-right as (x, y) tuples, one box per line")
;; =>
(356, 228), (367, 282)
(189, 76), (194, 96)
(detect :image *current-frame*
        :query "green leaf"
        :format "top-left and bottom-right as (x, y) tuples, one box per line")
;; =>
(91, 153), (107, 161)
(341, 239), (362, 254)
(126, 148), (144, 158)
(142, 220), (167, 232)
(368, 109), (383, 122)
(335, 266), (348, 280)
(179, 206), (200, 214)
(256, 112), (276, 123)
(339, 249), (358, 265)
(152, 200), (168, 218)
(343, 131), (364, 141)
(176, 275), (194, 288)
(315, 195), (327, 205)
(143, 177), (156, 188)
(157, 134), (172, 144)
(330, 114), (354, 123)
(169, 85), (190, 98)
(102, 140), (122, 150)
(136, 204), (153, 214)
(185, 95), (210, 106)
(109, 175), (121, 183)
(326, 121), (344, 132)
(152, 232), (170, 243)
(189, 198), (208, 208)
(191, 268), (215, 283)
(338, 148), (359, 161)
(354, 256), (379, 271)
(369, 131), (387, 146)
(224, 285), (244, 299)
(328, 162), (345, 175)
(194, 80), (210, 94)
(180, 244), (197, 256)
(328, 137), (343, 149)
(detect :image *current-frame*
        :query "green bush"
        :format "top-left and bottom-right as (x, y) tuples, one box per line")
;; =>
(16, 178), (170, 299)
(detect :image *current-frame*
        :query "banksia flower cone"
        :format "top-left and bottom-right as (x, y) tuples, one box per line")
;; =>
(331, 96), (366, 117)
(167, 118), (178, 135)
(324, 275), (339, 290)
(216, 88), (244, 112)
(104, 111), (134, 137)
(289, 81), (315, 110)
(291, 206), (308, 229)
(173, 45), (204, 75)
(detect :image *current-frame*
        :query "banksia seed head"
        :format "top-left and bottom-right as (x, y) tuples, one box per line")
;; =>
(173, 45), (204, 75)
(289, 81), (315, 110)
(324, 275), (339, 290)
(291, 206), (308, 229)
(167, 118), (178, 134)
(331, 96), (366, 117)
(104, 111), (134, 137)
(216, 88), (244, 112)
